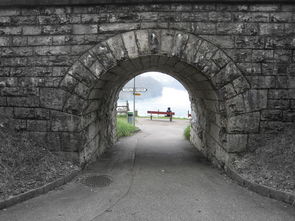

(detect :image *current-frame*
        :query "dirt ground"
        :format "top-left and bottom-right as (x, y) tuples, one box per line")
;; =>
(0, 116), (79, 201)
(232, 131), (295, 195)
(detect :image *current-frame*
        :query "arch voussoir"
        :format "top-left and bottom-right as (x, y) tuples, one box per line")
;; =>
(58, 28), (252, 166)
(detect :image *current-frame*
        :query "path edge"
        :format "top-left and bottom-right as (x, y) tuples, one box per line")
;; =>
(225, 166), (295, 207)
(0, 169), (80, 210)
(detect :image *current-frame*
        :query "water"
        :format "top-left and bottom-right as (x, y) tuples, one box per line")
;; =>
(118, 87), (191, 118)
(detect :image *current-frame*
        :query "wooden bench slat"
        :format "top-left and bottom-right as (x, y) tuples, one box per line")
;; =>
(147, 111), (175, 115)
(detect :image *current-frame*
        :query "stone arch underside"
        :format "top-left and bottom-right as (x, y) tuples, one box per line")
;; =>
(48, 29), (255, 166)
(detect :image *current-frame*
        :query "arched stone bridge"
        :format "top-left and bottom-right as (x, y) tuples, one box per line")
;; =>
(0, 0), (294, 167)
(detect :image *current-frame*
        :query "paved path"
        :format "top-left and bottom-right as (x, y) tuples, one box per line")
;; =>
(0, 118), (294, 221)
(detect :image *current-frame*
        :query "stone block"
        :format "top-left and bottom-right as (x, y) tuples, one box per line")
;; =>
(63, 94), (87, 115)
(233, 12), (269, 22)
(11, 16), (37, 25)
(160, 29), (174, 55)
(224, 134), (248, 153)
(22, 26), (42, 35)
(252, 49), (274, 63)
(73, 24), (97, 34)
(0, 97), (6, 106)
(172, 31), (189, 57)
(270, 12), (293, 22)
(0, 107), (13, 118)
(259, 24), (284, 36)
(149, 30), (161, 54)
(282, 111), (295, 122)
(0, 16), (11, 26)
(260, 121), (285, 134)
(248, 76), (276, 89)
(213, 62), (242, 87)
(268, 89), (289, 99)
(122, 31), (138, 59)
(107, 34), (127, 61)
(14, 119), (27, 131)
(220, 83), (237, 100)
(73, 82), (90, 99)
(244, 90), (268, 111)
(28, 132), (61, 151)
(268, 99), (290, 110)
(201, 35), (235, 49)
(14, 107), (50, 120)
(28, 36), (52, 46)
(217, 23), (258, 35)
(99, 23), (139, 32)
(79, 52), (97, 68)
(34, 46), (71, 56)
(192, 22), (216, 34)
(135, 30), (150, 55)
(60, 132), (83, 152)
(289, 89), (295, 99)
(51, 111), (81, 132)
(227, 112), (260, 133)
(182, 34), (202, 64)
(249, 5), (280, 11)
(0, 27), (22, 35)
(288, 76), (295, 88)
(209, 12), (231, 22)
(235, 36), (265, 49)
(12, 36), (27, 47)
(261, 110), (282, 121)
(0, 9), (20, 16)
(27, 120), (50, 132)
(225, 94), (245, 116)
(42, 25), (72, 35)
(68, 62), (97, 87)
(7, 96), (39, 107)
(40, 88), (67, 110)
(0, 37), (10, 47)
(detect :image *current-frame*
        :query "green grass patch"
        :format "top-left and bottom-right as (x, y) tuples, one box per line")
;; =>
(184, 125), (191, 140)
(116, 117), (138, 138)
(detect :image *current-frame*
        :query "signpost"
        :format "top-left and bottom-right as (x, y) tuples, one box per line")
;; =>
(121, 80), (148, 126)
(122, 87), (147, 92)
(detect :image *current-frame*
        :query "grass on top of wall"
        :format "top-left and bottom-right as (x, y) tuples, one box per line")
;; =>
(116, 115), (139, 138)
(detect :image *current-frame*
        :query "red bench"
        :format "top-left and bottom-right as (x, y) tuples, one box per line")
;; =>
(147, 111), (175, 122)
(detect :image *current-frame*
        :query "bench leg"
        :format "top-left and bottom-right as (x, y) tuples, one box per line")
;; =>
(150, 115), (152, 120)
(170, 115), (172, 122)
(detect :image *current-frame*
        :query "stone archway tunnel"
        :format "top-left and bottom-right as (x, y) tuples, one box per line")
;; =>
(0, 1), (294, 168)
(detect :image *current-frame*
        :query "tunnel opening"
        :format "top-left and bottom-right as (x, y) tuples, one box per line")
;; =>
(116, 71), (191, 120)
(57, 29), (251, 167)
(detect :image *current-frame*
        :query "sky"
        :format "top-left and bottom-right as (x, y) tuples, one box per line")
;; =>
(118, 71), (191, 117)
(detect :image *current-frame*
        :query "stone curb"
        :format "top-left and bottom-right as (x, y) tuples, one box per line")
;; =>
(225, 166), (295, 207)
(0, 169), (80, 210)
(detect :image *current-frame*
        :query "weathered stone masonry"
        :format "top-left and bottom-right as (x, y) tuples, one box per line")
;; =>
(0, 1), (294, 166)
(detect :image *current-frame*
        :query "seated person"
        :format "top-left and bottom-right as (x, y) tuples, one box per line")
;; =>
(166, 107), (172, 117)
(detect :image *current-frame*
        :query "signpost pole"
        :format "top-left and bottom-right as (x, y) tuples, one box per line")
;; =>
(133, 77), (136, 126)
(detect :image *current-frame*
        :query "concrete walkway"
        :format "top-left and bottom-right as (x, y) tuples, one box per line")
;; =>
(0, 118), (294, 221)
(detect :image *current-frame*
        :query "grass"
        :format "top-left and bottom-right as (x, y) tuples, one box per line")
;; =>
(184, 125), (191, 140)
(116, 116), (139, 138)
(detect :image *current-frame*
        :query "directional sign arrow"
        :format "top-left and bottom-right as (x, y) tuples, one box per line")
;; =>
(122, 87), (147, 92)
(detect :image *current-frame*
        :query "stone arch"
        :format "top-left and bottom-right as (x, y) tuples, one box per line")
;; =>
(55, 29), (253, 166)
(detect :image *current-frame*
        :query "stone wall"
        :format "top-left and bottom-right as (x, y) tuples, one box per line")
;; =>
(0, 3), (294, 166)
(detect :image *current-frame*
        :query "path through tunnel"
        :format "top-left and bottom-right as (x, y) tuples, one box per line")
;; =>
(55, 29), (252, 167)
